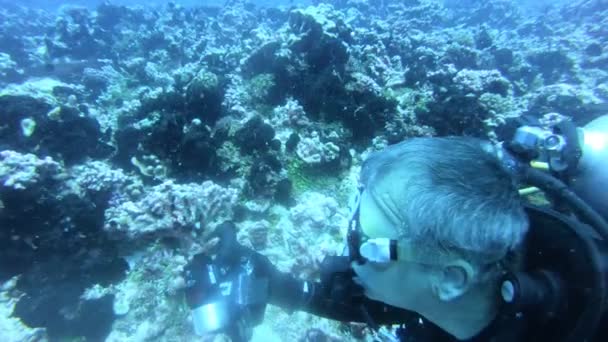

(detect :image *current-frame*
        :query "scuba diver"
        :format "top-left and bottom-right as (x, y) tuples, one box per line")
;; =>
(183, 113), (608, 342)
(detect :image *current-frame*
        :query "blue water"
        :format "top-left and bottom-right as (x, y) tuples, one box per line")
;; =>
(4, 0), (570, 12)
(3, 0), (313, 11)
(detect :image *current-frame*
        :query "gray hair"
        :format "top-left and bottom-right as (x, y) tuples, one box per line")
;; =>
(360, 136), (529, 264)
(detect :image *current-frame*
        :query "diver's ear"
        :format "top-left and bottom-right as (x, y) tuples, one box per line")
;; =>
(431, 259), (475, 302)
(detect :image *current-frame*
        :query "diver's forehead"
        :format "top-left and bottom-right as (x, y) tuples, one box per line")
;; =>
(359, 189), (399, 239)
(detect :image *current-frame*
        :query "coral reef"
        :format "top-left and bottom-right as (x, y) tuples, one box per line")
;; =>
(0, 278), (47, 342)
(0, 92), (112, 165)
(105, 180), (239, 242)
(296, 131), (341, 166)
(0, 150), (64, 190)
(261, 191), (348, 278)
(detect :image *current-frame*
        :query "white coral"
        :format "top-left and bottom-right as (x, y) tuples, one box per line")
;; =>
(271, 98), (311, 152)
(290, 191), (341, 230)
(104, 180), (239, 240)
(273, 98), (310, 128)
(0, 277), (47, 341)
(0, 150), (64, 190)
(296, 131), (340, 165)
(453, 69), (509, 94)
(69, 160), (139, 193)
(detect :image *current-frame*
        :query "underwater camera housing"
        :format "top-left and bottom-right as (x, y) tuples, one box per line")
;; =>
(500, 113), (608, 342)
(183, 223), (269, 342)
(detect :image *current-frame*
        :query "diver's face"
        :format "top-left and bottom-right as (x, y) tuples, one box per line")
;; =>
(351, 190), (435, 312)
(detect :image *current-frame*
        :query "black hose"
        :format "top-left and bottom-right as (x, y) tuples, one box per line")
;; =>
(524, 166), (607, 341)
(524, 167), (608, 241)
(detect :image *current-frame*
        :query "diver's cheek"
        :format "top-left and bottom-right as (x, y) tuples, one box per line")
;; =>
(351, 263), (376, 298)
(353, 276), (375, 298)
(351, 263), (368, 286)
(351, 262), (366, 278)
